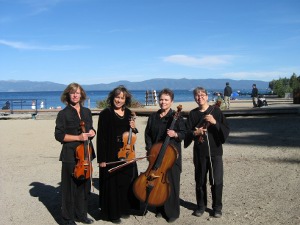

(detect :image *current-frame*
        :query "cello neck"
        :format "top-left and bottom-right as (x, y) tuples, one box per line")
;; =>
(153, 106), (182, 170)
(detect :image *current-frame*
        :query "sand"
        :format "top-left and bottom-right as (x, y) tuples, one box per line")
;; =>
(0, 100), (299, 225)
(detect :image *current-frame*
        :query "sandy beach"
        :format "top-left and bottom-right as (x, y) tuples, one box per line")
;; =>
(1, 100), (299, 225)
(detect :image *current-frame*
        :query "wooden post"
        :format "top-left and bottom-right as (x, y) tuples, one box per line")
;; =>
(153, 90), (157, 105)
(145, 90), (149, 106)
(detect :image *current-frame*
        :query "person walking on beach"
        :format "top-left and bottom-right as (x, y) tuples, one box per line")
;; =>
(55, 83), (96, 225)
(184, 87), (230, 218)
(31, 100), (36, 110)
(96, 85), (140, 224)
(223, 82), (232, 109)
(251, 84), (259, 107)
(143, 88), (186, 223)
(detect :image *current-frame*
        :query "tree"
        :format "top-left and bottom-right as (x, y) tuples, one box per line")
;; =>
(269, 74), (300, 98)
(289, 73), (300, 90)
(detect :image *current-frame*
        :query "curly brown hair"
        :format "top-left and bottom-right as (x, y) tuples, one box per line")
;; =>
(106, 85), (132, 109)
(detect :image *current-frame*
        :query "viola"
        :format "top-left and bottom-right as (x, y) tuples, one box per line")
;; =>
(73, 121), (93, 180)
(118, 112), (137, 161)
(133, 105), (182, 208)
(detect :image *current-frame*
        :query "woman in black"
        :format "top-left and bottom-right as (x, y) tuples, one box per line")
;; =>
(185, 87), (230, 218)
(55, 83), (95, 225)
(144, 88), (186, 223)
(97, 85), (140, 224)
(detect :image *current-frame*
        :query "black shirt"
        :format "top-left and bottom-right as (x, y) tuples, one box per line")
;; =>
(55, 105), (95, 162)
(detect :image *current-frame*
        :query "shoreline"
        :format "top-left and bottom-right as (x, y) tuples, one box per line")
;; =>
(1, 98), (298, 120)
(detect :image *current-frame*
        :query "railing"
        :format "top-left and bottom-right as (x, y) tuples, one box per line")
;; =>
(0, 99), (47, 114)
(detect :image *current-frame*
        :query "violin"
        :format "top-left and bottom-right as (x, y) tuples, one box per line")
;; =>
(73, 121), (93, 180)
(118, 112), (137, 161)
(133, 105), (182, 208)
(196, 106), (216, 143)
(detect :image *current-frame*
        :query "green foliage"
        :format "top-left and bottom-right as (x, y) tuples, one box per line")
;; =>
(96, 98), (144, 109)
(289, 73), (300, 90)
(269, 73), (300, 98)
(96, 99), (108, 109)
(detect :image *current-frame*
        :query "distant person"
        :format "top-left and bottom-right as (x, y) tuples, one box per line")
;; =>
(55, 82), (96, 225)
(257, 95), (268, 107)
(184, 87), (230, 219)
(31, 100), (36, 110)
(40, 101), (45, 109)
(223, 82), (232, 109)
(215, 93), (223, 108)
(251, 84), (258, 107)
(2, 101), (10, 110)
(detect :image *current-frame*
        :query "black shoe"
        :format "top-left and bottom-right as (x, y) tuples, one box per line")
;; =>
(111, 218), (121, 224)
(213, 211), (222, 218)
(167, 217), (177, 223)
(192, 209), (204, 217)
(155, 212), (162, 218)
(76, 217), (94, 224)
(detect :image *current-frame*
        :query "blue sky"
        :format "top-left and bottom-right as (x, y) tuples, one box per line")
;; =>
(0, 0), (299, 85)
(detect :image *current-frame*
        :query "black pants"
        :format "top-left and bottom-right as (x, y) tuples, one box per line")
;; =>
(194, 156), (223, 212)
(61, 162), (90, 222)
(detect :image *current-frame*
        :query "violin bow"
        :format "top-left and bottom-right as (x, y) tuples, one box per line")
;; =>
(108, 156), (150, 173)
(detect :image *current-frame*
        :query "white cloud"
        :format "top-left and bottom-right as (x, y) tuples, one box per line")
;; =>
(0, 39), (88, 51)
(163, 54), (234, 68)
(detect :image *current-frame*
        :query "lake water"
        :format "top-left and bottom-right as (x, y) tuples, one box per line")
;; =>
(0, 89), (253, 110)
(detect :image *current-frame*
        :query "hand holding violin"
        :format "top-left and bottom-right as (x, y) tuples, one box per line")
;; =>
(203, 114), (216, 125)
(194, 114), (216, 135)
(193, 127), (207, 136)
(78, 129), (95, 141)
(78, 132), (91, 141)
(129, 119), (137, 131)
(99, 162), (106, 168)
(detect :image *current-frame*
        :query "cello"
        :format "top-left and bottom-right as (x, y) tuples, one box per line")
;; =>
(133, 105), (182, 208)
(73, 121), (93, 181)
(117, 112), (136, 161)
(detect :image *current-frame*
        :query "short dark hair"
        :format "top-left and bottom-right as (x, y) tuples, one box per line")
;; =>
(158, 88), (174, 101)
(193, 87), (208, 97)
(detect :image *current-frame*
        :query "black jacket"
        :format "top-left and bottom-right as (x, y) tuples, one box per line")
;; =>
(184, 105), (230, 157)
(55, 105), (96, 162)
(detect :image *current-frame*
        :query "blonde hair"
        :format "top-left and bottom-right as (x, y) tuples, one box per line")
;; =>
(60, 83), (87, 105)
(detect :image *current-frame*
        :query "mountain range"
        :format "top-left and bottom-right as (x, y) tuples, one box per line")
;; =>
(0, 78), (270, 92)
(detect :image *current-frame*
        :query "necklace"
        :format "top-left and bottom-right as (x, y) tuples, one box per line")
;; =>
(114, 110), (124, 119)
